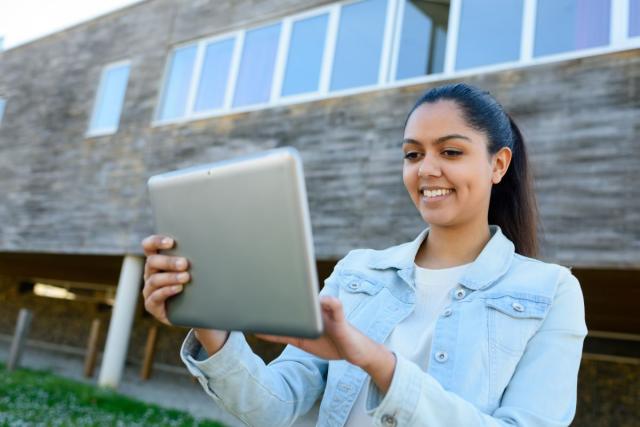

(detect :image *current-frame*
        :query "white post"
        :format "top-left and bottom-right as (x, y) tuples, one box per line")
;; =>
(98, 254), (144, 389)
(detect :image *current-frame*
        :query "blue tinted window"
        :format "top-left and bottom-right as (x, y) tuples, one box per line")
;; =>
(630, 0), (640, 37)
(194, 38), (235, 112)
(456, 0), (523, 70)
(282, 14), (329, 97)
(0, 98), (5, 126)
(157, 45), (197, 121)
(534, 0), (611, 57)
(89, 63), (130, 133)
(330, 0), (388, 91)
(396, 0), (448, 80)
(233, 24), (281, 107)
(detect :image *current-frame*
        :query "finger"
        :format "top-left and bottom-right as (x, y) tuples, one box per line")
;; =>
(147, 254), (189, 272)
(141, 235), (174, 256)
(320, 296), (345, 322)
(146, 284), (183, 316)
(143, 271), (190, 299)
(144, 284), (183, 324)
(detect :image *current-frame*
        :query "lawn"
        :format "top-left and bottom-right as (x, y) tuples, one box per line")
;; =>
(0, 363), (226, 426)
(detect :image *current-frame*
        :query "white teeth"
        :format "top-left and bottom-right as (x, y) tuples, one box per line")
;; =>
(423, 188), (453, 198)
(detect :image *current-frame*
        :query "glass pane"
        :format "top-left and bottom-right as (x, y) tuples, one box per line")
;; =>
(157, 45), (197, 121)
(396, 0), (449, 80)
(456, 0), (522, 70)
(194, 38), (235, 112)
(281, 13), (329, 97)
(90, 64), (130, 132)
(534, 0), (611, 57)
(233, 23), (281, 108)
(0, 98), (5, 125)
(630, 0), (640, 37)
(330, 0), (388, 91)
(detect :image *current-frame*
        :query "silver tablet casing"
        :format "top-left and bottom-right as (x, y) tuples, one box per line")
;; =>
(147, 147), (323, 338)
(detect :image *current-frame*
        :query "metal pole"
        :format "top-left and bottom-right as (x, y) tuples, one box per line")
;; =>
(7, 308), (33, 371)
(98, 255), (143, 389)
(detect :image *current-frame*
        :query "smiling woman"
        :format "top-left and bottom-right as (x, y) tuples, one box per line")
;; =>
(141, 82), (587, 427)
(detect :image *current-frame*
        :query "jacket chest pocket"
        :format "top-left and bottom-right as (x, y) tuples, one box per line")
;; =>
(485, 294), (551, 356)
(337, 272), (385, 319)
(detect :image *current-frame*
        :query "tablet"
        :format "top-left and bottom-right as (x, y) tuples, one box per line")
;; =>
(147, 147), (323, 338)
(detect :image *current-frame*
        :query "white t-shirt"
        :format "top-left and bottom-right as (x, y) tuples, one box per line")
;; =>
(344, 261), (472, 426)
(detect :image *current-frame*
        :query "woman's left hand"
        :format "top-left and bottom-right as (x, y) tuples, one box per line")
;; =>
(255, 295), (379, 369)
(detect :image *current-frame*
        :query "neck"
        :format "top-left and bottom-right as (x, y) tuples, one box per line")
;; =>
(415, 219), (491, 269)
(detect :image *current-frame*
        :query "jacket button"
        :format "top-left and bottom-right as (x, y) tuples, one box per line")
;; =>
(512, 302), (525, 312)
(454, 288), (466, 300)
(442, 307), (452, 317)
(381, 414), (397, 427)
(435, 351), (448, 362)
(348, 282), (359, 290)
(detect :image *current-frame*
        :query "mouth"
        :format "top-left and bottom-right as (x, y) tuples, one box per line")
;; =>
(419, 187), (455, 201)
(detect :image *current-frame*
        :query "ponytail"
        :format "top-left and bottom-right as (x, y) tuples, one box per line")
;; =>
(488, 115), (540, 257)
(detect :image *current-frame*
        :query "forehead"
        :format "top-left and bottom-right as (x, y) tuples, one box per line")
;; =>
(404, 100), (481, 139)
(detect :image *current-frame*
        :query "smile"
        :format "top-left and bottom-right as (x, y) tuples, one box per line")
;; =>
(420, 188), (454, 201)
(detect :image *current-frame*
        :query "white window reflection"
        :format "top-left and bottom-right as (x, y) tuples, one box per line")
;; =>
(330, 0), (388, 91)
(281, 13), (329, 97)
(88, 62), (130, 135)
(534, 0), (611, 57)
(233, 23), (281, 107)
(456, 0), (522, 70)
(395, 0), (448, 80)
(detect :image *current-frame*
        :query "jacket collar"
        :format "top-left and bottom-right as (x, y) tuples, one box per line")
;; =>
(366, 224), (515, 291)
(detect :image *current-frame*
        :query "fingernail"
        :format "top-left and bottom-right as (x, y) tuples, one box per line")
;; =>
(177, 272), (189, 282)
(172, 285), (183, 293)
(162, 237), (173, 246)
(176, 258), (187, 269)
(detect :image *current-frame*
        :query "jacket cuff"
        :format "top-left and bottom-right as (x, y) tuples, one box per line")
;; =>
(180, 329), (248, 381)
(364, 352), (423, 425)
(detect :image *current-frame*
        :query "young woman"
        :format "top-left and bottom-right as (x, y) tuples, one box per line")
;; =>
(142, 83), (587, 427)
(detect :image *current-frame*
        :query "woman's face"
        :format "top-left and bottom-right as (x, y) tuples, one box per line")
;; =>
(402, 100), (511, 229)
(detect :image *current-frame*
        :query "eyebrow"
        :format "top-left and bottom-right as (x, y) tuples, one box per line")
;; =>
(402, 134), (472, 146)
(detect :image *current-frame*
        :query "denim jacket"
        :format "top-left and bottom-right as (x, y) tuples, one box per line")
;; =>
(181, 225), (588, 427)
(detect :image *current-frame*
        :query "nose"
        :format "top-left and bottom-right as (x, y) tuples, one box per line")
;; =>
(418, 153), (441, 177)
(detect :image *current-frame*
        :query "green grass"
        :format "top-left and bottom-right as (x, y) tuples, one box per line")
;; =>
(0, 363), (226, 427)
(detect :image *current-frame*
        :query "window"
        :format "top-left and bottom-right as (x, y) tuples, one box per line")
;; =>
(330, 0), (388, 91)
(233, 23), (282, 107)
(194, 37), (236, 112)
(281, 13), (329, 97)
(0, 98), (5, 126)
(630, 0), (640, 37)
(156, 45), (197, 121)
(395, 0), (448, 80)
(87, 62), (130, 136)
(456, 0), (523, 70)
(534, 0), (611, 57)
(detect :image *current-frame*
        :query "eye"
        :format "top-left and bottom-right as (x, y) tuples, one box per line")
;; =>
(442, 150), (462, 157)
(403, 152), (422, 161)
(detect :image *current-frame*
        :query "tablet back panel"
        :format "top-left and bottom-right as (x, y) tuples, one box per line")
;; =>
(148, 147), (322, 338)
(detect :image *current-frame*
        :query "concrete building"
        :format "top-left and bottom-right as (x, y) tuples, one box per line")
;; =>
(0, 0), (638, 425)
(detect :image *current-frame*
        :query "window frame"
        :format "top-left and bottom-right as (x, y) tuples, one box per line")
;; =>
(86, 60), (131, 138)
(151, 0), (640, 128)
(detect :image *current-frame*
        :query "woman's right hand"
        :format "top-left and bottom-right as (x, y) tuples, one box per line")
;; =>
(141, 234), (230, 354)
(141, 234), (191, 325)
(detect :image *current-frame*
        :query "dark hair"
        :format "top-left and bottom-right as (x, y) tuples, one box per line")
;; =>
(406, 83), (540, 257)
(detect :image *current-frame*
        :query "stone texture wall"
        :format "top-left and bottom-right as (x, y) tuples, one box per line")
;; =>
(0, 0), (637, 268)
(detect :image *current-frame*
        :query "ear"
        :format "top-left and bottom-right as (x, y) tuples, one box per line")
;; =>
(491, 147), (512, 184)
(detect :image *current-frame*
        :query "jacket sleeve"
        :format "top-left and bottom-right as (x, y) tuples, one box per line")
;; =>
(179, 264), (343, 427)
(362, 268), (588, 427)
